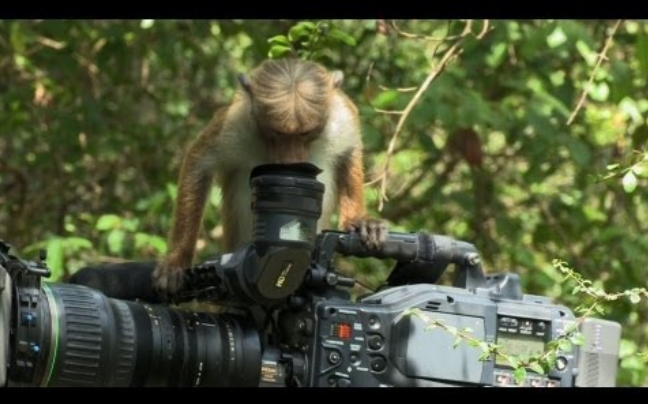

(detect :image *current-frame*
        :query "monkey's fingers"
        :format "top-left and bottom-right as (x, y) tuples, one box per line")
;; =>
(362, 218), (388, 250)
(152, 262), (186, 301)
(345, 218), (389, 250)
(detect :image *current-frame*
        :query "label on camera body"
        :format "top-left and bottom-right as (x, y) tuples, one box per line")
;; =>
(307, 284), (578, 388)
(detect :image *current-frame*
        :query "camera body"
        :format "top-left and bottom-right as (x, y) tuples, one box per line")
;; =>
(0, 163), (622, 387)
(307, 283), (576, 387)
(265, 232), (620, 388)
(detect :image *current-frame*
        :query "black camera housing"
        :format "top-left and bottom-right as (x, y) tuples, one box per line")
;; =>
(0, 163), (622, 388)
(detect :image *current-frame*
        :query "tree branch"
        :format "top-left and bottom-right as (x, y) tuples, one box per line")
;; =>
(566, 19), (624, 126)
(376, 38), (466, 211)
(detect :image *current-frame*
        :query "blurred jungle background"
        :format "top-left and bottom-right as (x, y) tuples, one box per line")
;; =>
(1, 19), (647, 386)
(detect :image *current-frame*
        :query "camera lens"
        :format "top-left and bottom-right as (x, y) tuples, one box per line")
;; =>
(8, 283), (262, 387)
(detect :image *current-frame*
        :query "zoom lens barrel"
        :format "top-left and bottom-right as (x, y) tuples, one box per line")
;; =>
(8, 283), (261, 387)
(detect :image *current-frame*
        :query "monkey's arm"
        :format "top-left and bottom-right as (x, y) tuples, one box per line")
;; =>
(337, 147), (367, 225)
(153, 108), (229, 296)
(337, 147), (388, 250)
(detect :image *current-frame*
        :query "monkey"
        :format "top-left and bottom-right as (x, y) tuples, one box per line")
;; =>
(152, 58), (389, 299)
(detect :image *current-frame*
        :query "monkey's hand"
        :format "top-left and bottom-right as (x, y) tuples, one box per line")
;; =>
(344, 217), (389, 250)
(152, 254), (189, 301)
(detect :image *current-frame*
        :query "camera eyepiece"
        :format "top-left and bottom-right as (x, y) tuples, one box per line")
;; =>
(250, 163), (324, 252)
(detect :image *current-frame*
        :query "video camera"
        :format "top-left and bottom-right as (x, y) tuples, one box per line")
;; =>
(0, 163), (621, 387)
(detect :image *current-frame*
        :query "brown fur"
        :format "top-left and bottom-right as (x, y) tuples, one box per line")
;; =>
(152, 58), (388, 298)
(250, 58), (334, 136)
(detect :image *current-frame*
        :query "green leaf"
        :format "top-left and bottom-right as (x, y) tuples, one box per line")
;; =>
(300, 22), (317, 30)
(372, 90), (400, 109)
(545, 351), (557, 369)
(558, 339), (573, 352)
(622, 170), (638, 193)
(478, 352), (491, 361)
(513, 367), (527, 385)
(267, 35), (291, 46)
(638, 352), (648, 362)
(507, 355), (520, 369)
(637, 30), (648, 78)
(107, 229), (126, 254)
(528, 362), (545, 375)
(589, 82), (610, 102)
(453, 336), (462, 349)
(570, 333), (586, 346)
(96, 214), (121, 231)
(328, 28), (357, 46)
(619, 97), (643, 125)
(632, 164), (645, 177)
(486, 43), (507, 68)
(572, 286), (581, 295)
(576, 40), (597, 66)
(268, 45), (293, 59)
(549, 70), (565, 87)
(467, 339), (480, 348)
(547, 27), (567, 48)
(10, 23), (26, 54)
(288, 22), (316, 41)
(140, 20), (155, 29)
(46, 238), (64, 280)
(478, 342), (490, 352)
(166, 183), (178, 200)
(62, 237), (93, 251)
(134, 233), (167, 254)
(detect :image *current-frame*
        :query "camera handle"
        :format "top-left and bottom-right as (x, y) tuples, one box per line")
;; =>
(313, 231), (488, 290)
(68, 230), (490, 307)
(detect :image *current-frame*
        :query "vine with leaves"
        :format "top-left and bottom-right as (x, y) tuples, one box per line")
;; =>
(406, 260), (647, 386)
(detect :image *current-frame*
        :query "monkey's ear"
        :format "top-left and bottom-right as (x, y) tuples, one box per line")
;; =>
(331, 70), (344, 88)
(237, 73), (253, 94)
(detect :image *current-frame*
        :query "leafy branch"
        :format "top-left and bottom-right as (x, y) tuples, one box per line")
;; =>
(600, 149), (648, 193)
(368, 23), (483, 211)
(553, 259), (648, 309)
(553, 259), (648, 365)
(364, 20), (491, 212)
(404, 307), (584, 386)
(267, 21), (356, 61)
(404, 260), (648, 386)
(567, 19), (624, 125)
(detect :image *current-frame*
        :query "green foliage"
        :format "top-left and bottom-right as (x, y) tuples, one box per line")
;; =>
(22, 236), (93, 280)
(1, 19), (648, 385)
(405, 304), (587, 386)
(268, 20), (356, 61)
(602, 150), (648, 193)
(94, 213), (167, 257)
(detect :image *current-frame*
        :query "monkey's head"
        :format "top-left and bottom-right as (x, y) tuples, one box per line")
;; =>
(238, 58), (344, 163)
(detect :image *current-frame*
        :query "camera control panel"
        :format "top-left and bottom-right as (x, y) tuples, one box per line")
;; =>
(308, 287), (579, 388)
(492, 315), (569, 387)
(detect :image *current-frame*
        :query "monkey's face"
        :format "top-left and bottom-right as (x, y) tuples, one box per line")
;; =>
(257, 107), (327, 163)
(252, 83), (331, 164)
